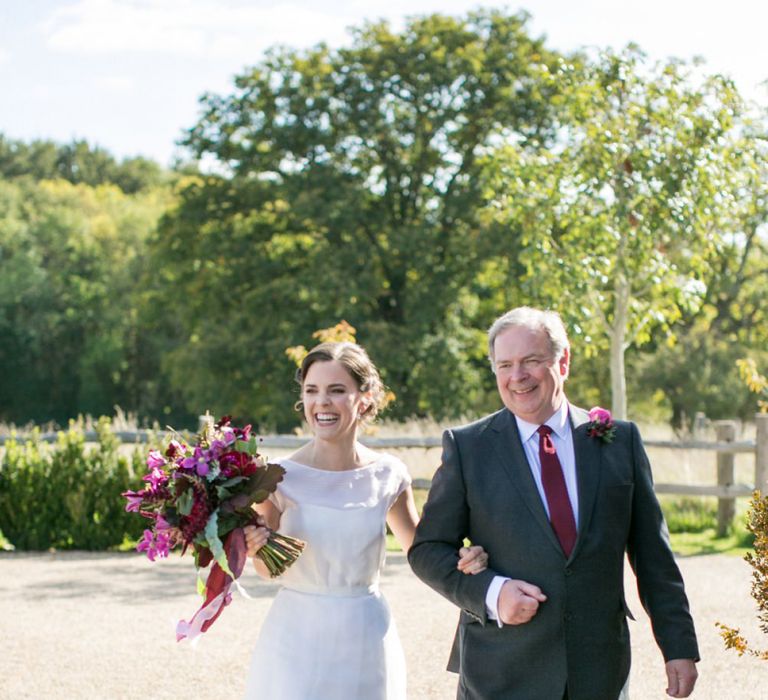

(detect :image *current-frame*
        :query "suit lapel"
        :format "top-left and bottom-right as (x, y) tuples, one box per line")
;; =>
(489, 409), (563, 555)
(570, 405), (602, 559)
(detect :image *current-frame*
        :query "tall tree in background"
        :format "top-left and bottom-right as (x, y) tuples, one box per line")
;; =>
(633, 122), (768, 428)
(155, 10), (565, 424)
(0, 134), (168, 194)
(0, 178), (173, 424)
(481, 46), (764, 419)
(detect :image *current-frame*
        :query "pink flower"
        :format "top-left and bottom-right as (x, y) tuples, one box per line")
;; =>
(586, 406), (616, 443)
(146, 450), (166, 469)
(588, 406), (612, 424)
(137, 528), (171, 561)
(142, 465), (169, 491)
(155, 515), (172, 531)
(123, 491), (144, 512)
(182, 446), (211, 476)
(235, 424), (252, 441)
(219, 427), (237, 446)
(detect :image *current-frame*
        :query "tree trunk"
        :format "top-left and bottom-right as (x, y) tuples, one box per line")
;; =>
(610, 275), (630, 420)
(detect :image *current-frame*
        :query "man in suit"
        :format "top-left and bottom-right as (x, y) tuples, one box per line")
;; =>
(408, 306), (699, 699)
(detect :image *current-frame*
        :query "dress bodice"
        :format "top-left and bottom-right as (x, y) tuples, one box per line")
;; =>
(270, 454), (411, 594)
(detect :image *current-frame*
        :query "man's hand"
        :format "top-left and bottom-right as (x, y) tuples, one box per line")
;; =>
(497, 579), (547, 625)
(457, 545), (489, 575)
(665, 659), (698, 698)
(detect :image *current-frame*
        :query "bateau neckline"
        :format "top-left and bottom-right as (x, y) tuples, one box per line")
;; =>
(281, 456), (384, 473)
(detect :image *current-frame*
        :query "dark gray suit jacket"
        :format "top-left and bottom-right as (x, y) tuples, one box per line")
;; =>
(408, 405), (699, 700)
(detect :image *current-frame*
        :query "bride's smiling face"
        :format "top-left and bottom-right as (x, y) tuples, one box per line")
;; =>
(302, 360), (369, 439)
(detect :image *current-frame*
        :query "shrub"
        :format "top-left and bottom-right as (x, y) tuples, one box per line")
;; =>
(0, 418), (148, 550)
(718, 491), (768, 659)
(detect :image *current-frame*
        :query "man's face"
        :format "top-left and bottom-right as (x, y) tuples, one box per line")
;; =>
(493, 325), (569, 425)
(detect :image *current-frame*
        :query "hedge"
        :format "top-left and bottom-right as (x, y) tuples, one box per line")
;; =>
(0, 418), (151, 550)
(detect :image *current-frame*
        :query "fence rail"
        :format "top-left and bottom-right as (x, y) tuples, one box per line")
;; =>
(3, 414), (767, 532)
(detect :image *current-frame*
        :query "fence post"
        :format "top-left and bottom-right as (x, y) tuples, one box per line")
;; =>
(756, 413), (768, 495)
(715, 420), (736, 537)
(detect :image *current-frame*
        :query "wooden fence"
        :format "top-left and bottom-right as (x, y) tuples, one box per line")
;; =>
(2, 413), (767, 535)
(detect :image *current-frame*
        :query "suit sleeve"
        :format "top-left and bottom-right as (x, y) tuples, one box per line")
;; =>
(408, 429), (497, 623)
(627, 422), (700, 662)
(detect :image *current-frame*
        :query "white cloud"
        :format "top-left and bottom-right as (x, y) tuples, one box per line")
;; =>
(95, 74), (137, 92)
(41, 0), (358, 59)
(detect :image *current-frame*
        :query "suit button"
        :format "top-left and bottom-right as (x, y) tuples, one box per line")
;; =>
(565, 568), (572, 576)
(564, 613), (573, 621)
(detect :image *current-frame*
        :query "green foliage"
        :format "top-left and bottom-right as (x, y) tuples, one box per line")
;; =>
(0, 177), (178, 425)
(634, 327), (765, 429)
(0, 133), (169, 193)
(0, 418), (147, 550)
(154, 9), (565, 426)
(0, 11), (767, 433)
(659, 496), (719, 533)
(718, 491), (768, 659)
(480, 45), (767, 419)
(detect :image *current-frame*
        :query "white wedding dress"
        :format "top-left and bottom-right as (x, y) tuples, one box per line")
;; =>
(244, 454), (411, 700)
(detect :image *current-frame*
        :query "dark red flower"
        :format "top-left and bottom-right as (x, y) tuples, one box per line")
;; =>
(219, 450), (259, 477)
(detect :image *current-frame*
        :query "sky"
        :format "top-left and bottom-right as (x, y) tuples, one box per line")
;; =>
(1, 0), (766, 167)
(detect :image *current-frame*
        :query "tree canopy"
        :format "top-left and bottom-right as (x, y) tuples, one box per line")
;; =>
(154, 9), (567, 424)
(480, 46), (768, 419)
(1, 10), (766, 432)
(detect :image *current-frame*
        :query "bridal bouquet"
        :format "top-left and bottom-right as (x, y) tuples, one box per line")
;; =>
(122, 415), (305, 641)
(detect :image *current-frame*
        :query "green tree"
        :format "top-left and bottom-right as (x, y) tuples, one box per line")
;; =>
(154, 9), (565, 424)
(0, 133), (169, 193)
(0, 178), (173, 424)
(481, 46), (764, 419)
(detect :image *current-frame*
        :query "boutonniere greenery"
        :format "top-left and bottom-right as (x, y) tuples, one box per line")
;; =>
(586, 406), (616, 443)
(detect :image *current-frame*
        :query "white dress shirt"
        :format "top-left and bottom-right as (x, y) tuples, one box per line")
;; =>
(485, 401), (579, 625)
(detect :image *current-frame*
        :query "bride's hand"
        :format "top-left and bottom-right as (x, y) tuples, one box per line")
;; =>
(457, 545), (489, 575)
(244, 516), (270, 558)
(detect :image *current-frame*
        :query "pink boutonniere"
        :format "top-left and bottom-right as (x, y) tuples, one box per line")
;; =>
(587, 406), (616, 443)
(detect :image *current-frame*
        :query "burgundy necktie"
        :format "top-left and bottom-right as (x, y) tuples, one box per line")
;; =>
(537, 425), (577, 557)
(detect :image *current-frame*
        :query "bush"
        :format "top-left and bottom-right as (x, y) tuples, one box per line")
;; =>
(660, 496), (718, 534)
(0, 418), (149, 550)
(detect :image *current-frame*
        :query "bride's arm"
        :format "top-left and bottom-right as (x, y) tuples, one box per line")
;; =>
(387, 488), (488, 574)
(386, 486), (420, 553)
(244, 500), (281, 579)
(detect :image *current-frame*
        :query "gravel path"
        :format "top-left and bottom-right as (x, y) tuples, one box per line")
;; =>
(1, 551), (766, 699)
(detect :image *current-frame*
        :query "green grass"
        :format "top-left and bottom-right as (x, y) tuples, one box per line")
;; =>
(661, 496), (753, 556)
(0, 528), (13, 551)
(669, 529), (752, 557)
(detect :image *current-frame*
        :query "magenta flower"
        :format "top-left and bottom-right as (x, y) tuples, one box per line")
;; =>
(146, 449), (166, 469)
(136, 529), (156, 559)
(123, 491), (144, 512)
(182, 446), (211, 477)
(143, 465), (169, 491)
(219, 427), (237, 446)
(235, 424), (252, 441)
(154, 531), (172, 559)
(588, 406), (612, 424)
(137, 528), (171, 561)
(155, 514), (172, 531)
(208, 439), (229, 459)
(586, 406), (616, 443)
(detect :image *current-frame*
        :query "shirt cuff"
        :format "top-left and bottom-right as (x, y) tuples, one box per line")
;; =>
(485, 575), (510, 628)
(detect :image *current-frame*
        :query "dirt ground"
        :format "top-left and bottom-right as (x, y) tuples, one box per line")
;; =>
(1, 550), (766, 699)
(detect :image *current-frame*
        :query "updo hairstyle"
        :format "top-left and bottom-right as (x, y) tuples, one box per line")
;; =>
(295, 342), (388, 420)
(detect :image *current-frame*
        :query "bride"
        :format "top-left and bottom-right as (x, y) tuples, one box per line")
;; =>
(243, 341), (487, 699)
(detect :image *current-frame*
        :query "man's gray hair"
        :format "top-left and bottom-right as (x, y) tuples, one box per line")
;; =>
(487, 306), (570, 371)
